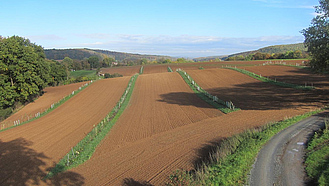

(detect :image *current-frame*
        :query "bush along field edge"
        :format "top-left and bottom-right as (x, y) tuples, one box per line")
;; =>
(225, 66), (315, 90)
(166, 108), (324, 186)
(176, 68), (239, 114)
(44, 73), (139, 179)
(140, 66), (144, 74)
(0, 81), (93, 133)
(305, 118), (329, 186)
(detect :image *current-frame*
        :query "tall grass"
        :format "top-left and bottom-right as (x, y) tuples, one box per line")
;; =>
(44, 74), (139, 179)
(226, 67), (315, 90)
(305, 118), (329, 186)
(167, 109), (323, 186)
(176, 69), (239, 114)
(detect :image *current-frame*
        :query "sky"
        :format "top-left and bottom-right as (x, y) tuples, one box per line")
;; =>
(0, 0), (320, 58)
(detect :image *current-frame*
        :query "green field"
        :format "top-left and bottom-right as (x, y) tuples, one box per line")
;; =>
(70, 70), (96, 78)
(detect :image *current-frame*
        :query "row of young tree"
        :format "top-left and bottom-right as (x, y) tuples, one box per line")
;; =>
(225, 50), (308, 61)
(0, 36), (67, 118)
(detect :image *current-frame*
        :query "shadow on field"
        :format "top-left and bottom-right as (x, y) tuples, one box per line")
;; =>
(192, 137), (224, 170)
(122, 178), (154, 186)
(207, 80), (329, 110)
(0, 138), (84, 185)
(158, 92), (214, 109)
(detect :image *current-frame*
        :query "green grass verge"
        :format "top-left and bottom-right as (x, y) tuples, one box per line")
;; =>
(176, 70), (239, 114)
(70, 70), (96, 78)
(140, 66), (144, 74)
(168, 66), (173, 72)
(44, 74), (139, 179)
(167, 109), (324, 186)
(0, 81), (92, 133)
(305, 119), (329, 186)
(226, 67), (315, 90)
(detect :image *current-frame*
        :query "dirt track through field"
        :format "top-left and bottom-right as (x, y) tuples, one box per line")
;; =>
(0, 77), (130, 185)
(0, 82), (87, 129)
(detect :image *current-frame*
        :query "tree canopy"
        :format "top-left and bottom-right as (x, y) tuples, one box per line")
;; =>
(0, 36), (67, 110)
(302, 0), (329, 71)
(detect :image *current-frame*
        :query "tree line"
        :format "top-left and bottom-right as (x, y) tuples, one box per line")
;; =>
(225, 50), (308, 61)
(0, 36), (68, 119)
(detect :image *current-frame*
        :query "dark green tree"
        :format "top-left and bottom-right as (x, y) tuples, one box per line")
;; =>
(301, 0), (329, 71)
(88, 56), (100, 69)
(0, 36), (50, 109)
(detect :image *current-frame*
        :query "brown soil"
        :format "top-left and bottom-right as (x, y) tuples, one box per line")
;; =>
(67, 68), (328, 185)
(3, 64), (328, 186)
(243, 65), (329, 88)
(1, 82), (87, 130)
(0, 77), (130, 185)
(143, 65), (169, 74)
(101, 66), (141, 76)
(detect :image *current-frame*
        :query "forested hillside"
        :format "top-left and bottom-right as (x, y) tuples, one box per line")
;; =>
(229, 43), (307, 58)
(45, 48), (174, 62)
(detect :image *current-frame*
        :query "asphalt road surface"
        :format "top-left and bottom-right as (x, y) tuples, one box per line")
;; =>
(249, 111), (328, 186)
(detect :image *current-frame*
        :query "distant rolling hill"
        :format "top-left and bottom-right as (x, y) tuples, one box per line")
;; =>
(194, 43), (307, 61)
(45, 48), (174, 62)
(228, 43), (307, 58)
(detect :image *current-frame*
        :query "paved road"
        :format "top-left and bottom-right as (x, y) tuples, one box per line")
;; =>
(249, 111), (328, 186)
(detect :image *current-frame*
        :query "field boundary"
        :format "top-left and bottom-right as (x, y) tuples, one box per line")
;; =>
(168, 66), (173, 72)
(167, 108), (324, 185)
(44, 73), (139, 179)
(140, 66), (144, 74)
(176, 69), (239, 114)
(0, 81), (93, 132)
(226, 67), (315, 90)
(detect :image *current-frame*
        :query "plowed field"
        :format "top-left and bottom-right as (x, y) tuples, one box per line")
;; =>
(143, 65), (169, 74)
(243, 65), (329, 88)
(68, 68), (328, 185)
(101, 66), (140, 76)
(0, 77), (130, 185)
(1, 82), (87, 130)
(186, 68), (328, 111)
(70, 72), (224, 185)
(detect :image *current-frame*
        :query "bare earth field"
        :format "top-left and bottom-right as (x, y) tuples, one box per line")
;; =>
(243, 65), (329, 89)
(0, 77), (130, 185)
(66, 66), (328, 185)
(101, 66), (140, 76)
(143, 65), (169, 74)
(1, 82), (87, 130)
(2, 64), (328, 185)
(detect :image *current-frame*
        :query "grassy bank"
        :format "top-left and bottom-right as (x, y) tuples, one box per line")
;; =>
(177, 69), (239, 114)
(305, 119), (329, 185)
(226, 67), (315, 90)
(167, 109), (323, 186)
(45, 74), (139, 179)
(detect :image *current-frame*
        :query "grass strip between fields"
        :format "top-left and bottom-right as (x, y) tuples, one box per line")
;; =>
(0, 81), (93, 133)
(140, 66), (144, 74)
(176, 69), (239, 114)
(226, 67), (315, 90)
(305, 119), (329, 185)
(168, 66), (173, 72)
(167, 108), (325, 186)
(44, 74), (139, 179)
